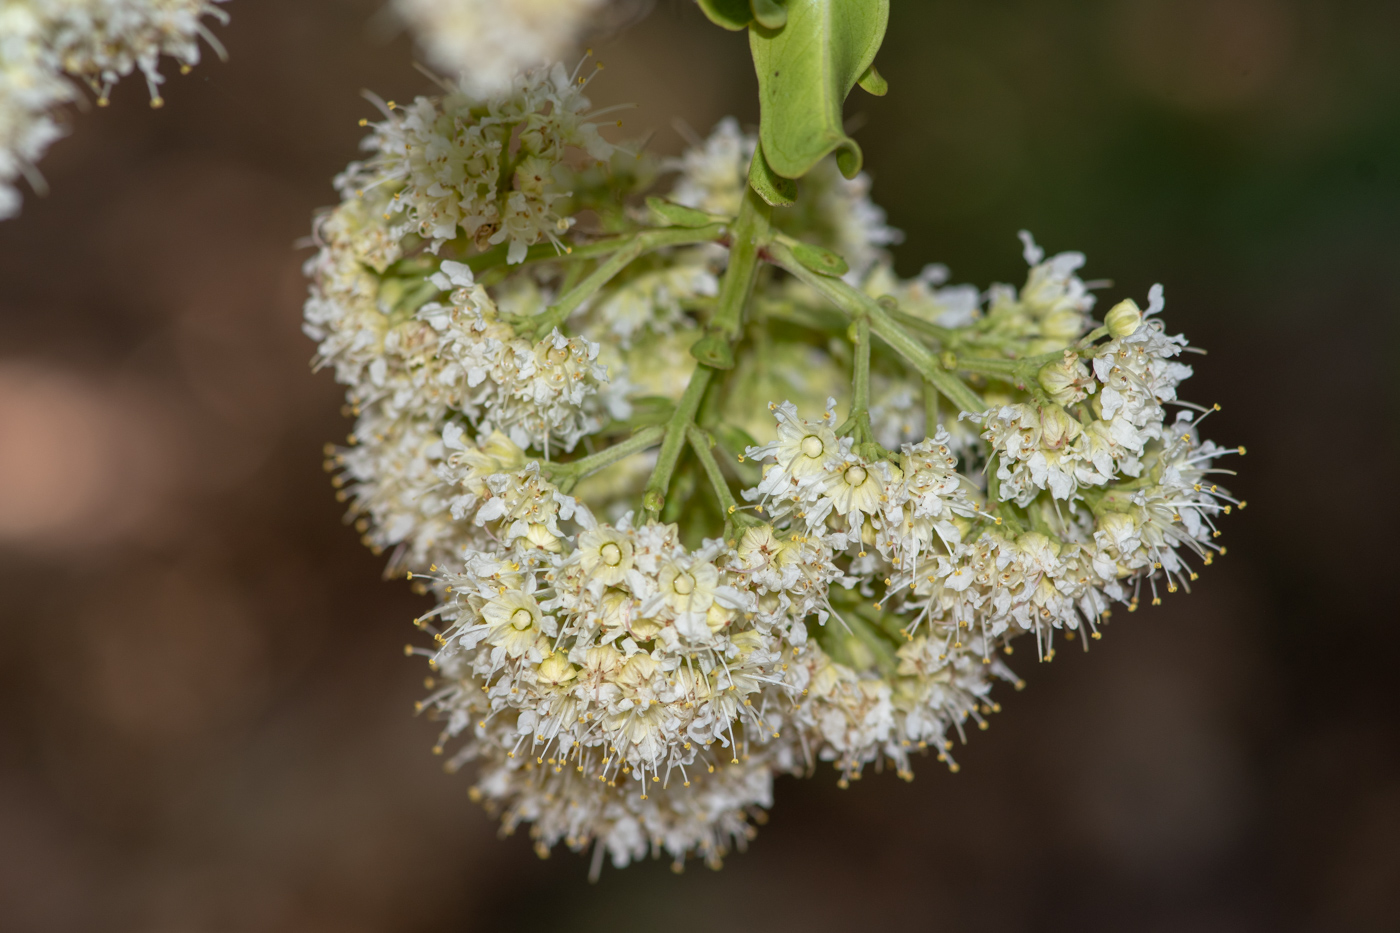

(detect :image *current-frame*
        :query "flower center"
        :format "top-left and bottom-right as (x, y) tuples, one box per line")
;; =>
(800, 435), (824, 459)
(844, 465), (868, 486)
(510, 608), (535, 630)
(600, 542), (622, 566)
(672, 573), (695, 596)
(546, 345), (570, 364)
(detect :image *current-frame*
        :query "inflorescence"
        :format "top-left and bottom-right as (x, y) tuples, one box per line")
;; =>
(304, 64), (1243, 877)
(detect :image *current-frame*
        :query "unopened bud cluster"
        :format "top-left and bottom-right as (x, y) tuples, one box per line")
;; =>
(305, 68), (1242, 875)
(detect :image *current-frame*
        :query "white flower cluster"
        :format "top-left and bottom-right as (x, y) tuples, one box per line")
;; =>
(345, 62), (615, 261)
(393, 0), (608, 97)
(0, 0), (227, 218)
(428, 518), (804, 782)
(308, 102), (1242, 873)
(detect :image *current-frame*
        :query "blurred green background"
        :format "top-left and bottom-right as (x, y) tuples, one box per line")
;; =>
(1, 1), (1396, 929)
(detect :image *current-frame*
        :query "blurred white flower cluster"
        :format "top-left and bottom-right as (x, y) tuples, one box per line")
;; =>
(0, 0), (227, 218)
(306, 70), (1242, 876)
(394, 0), (608, 96)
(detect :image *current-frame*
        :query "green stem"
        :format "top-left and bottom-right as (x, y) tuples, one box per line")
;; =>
(923, 379), (940, 434)
(753, 296), (846, 332)
(710, 187), (772, 339)
(768, 243), (987, 415)
(642, 366), (714, 519)
(641, 181), (771, 521)
(1076, 325), (1110, 349)
(886, 306), (957, 345)
(838, 314), (876, 447)
(524, 223), (728, 338)
(544, 425), (665, 493)
(687, 424), (755, 541)
(954, 355), (1021, 376)
(853, 313), (871, 415)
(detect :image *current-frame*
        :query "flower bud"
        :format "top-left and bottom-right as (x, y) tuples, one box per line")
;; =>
(1041, 309), (1085, 342)
(1095, 510), (1139, 549)
(1039, 405), (1083, 449)
(1037, 351), (1094, 404)
(1016, 530), (1062, 560)
(1105, 299), (1142, 338)
(538, 652), (578, 686)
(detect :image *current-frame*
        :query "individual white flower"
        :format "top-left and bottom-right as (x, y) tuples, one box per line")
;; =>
(482, 588), (552, 659)
(576, 525), (633, 587)
(742, 399), (844, 519)
(814, 455), (891, 532)
(393, 0), (608, 97)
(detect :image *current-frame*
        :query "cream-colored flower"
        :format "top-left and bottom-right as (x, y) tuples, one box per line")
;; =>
(394, 0), (608, 96)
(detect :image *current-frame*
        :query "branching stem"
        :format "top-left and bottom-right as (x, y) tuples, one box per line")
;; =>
(767, 243), (987, 415)
(544, 426), (665, 494)
(710, 189), (771, 339)
(522, 223), (729, 338)
(641, 181), (770, 520)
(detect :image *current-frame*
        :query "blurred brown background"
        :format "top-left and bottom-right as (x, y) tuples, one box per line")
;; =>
(1, 1), (1397, 930)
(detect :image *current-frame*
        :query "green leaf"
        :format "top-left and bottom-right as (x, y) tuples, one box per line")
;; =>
(646, 196), (717, 228)
(747, 144), (797, 206)
(750, 0), (787, 29)
(857, 64), (887, 97)
(697, 0), (752, 30)
(750, 0), (889, 180)
(789, 240), (850, 278)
